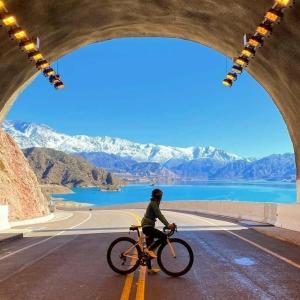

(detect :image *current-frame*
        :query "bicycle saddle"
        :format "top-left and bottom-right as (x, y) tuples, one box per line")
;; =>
(129, 225), (141, 231)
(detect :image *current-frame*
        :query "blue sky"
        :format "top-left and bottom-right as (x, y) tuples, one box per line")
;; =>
(7, 38), (293, 158)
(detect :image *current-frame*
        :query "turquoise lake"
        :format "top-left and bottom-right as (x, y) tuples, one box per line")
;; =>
(52, 182), (297, 206)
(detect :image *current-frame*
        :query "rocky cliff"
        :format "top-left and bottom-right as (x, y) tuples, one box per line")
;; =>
(22, 147), (121, 187)
(0, 129), (49, 221)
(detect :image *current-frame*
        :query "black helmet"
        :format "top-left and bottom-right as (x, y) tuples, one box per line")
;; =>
(151, 188), (163, 201)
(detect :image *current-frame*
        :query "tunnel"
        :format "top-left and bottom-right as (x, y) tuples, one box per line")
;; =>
(0, 0), (299, 228)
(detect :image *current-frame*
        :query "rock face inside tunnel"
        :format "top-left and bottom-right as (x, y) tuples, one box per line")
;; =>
(0, 128), (49, 221)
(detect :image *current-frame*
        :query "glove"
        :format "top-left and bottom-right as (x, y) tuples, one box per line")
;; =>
(167, 223), (176, 230)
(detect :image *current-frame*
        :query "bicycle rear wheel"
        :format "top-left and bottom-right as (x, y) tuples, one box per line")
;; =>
(107, 237), (141, 275)
(157, 238), (194, 277)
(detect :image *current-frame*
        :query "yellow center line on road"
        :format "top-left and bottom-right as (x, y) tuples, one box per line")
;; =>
(184, 212), (300, 270)
(115, 210), (142, 225)
(120, 271), (135, 300)
(135, 265), (147, 300)
(116, 210), (144, 300)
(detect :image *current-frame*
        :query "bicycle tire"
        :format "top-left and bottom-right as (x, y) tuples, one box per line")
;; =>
(157, 238), (194, 277)
(107, 237), (141, 275)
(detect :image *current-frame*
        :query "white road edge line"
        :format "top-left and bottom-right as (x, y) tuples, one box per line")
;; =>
(182, 212), (300, 270)
(0, 212), (92, 262)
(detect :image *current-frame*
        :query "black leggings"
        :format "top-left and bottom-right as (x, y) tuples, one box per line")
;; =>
(142, 226), (167, 250)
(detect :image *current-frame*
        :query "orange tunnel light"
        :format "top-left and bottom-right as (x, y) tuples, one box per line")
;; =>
(20, 40), (36, 51)
(0, 1), (6, 11)
(36, 60), (50, 69)
(248, 37), (263, 48)
(265, 10), (282, 22)
(275, 0), (293, 7)
(242, 48), (255, 58)
(226, 73), (237, 81)
(49, 75), (61, 84)
(235, 57), (249, 67)
(222, 79), (232, 87)
(28, 51), (43, 61)
(232, 65), (243, 74)
(2, 15), (17, 26)
(10, 28), (27, 40)
(54, 81), (65, 89)
(256, 24), (272, 36)
(43, 68), (56, 77)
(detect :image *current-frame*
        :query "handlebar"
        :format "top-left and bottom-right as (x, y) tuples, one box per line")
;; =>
(163, 223), (177, 237)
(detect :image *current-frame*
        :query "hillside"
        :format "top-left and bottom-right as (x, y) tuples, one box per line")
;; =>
(22, 147), (121, 188)
(0, 129), (49, 221)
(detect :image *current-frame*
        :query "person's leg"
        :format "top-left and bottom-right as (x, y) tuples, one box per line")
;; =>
(142, 227), (154, 269)
(148, 228), (167, 250)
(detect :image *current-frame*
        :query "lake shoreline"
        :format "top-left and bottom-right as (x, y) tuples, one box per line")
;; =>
(51, 182), (297, 208)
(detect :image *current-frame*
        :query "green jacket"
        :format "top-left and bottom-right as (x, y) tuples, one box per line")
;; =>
(141, 200), (169, 227)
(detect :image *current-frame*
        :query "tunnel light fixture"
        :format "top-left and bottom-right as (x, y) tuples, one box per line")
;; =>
(274, 0), (295, 8)
(256, 24), (272, 37)
(54, 81), (64, 89)
(43, 68), (55, 77)
(28, 51), (43, 61)
(9, 28), (27, 40)
(226, 73), (237, 81)
(222, 0), (294, 87)
(248, 36), (264, 48)
(36, 60), (50, 70)
(0, 1), (7, 12)
(235, 57), (249, 67)
(222, 79), (232, 87)
(0, 2), (64, 90)
(241, 48), (255, 58)
(265, 10), (283, 23)
(232, 65), (243, 74)
(49, 74), (61, 84)
(2, 14), (17, 26)
(20, 40), (36, 52)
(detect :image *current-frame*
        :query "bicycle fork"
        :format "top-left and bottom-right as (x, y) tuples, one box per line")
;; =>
(167, 239), (176, 258)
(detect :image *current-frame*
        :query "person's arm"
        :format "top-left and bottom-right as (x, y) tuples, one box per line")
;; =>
(151, 201), (169, 227)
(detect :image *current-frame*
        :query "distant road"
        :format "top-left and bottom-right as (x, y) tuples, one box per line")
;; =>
(0, 209), (299, 300)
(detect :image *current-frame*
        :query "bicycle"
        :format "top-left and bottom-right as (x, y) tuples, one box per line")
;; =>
(107, 224), (194, 277)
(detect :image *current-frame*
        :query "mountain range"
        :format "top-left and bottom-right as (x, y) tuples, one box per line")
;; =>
(2, 120), (296, 182)
(2, 120), (242, 163)
(76, 152), (296, 182)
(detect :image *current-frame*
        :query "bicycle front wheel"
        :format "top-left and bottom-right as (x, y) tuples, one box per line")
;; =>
(157, 238), (194, 277)
(107, 237), (141, 275)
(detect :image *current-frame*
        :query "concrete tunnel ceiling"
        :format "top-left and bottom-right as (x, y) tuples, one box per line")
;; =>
(0, 0), (300, 180)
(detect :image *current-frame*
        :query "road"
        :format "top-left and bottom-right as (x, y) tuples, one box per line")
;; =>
(0, 208), (299, 300)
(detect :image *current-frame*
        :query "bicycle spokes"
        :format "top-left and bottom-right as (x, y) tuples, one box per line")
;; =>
(110, 240), (138, 271)
(159, 240), (192, 275)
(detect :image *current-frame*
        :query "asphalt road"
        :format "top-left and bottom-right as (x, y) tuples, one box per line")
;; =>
(0, 209), (299, 300)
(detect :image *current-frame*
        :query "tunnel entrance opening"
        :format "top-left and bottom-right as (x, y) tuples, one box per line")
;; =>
(5, 36), (296, 200)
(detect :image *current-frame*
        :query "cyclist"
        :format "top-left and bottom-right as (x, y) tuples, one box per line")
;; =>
(141, 188), (175, 273)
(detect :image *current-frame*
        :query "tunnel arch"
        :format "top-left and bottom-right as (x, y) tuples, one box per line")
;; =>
(0, 0), (299, 198)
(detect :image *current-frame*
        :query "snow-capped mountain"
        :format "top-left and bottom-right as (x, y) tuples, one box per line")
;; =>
(2, 120), (243, 163)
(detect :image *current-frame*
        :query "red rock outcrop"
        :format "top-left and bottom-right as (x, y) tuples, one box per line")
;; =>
(0, 128), (49, 221)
